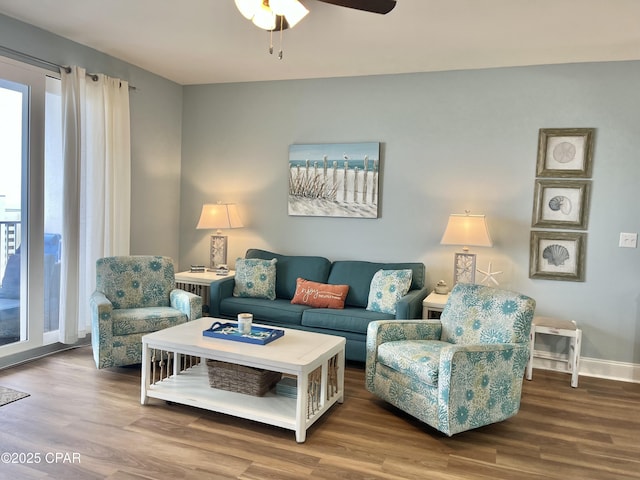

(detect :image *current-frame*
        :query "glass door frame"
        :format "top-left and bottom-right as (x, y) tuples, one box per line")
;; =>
(0, 56), (49, 357)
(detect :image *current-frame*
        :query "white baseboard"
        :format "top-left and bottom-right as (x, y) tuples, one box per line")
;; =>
(530, 351), (640, 384)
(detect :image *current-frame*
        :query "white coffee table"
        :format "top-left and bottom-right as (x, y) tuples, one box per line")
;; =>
(141, 317), (345, 443)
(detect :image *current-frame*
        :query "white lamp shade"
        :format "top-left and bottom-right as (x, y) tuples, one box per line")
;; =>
(440, 214), (493, 248)
(196, 203), (244, 230)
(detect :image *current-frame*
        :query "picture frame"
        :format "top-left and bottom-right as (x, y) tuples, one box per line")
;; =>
(288, 142), (381, 218)
(531, 179), (591, 230)
(529, 231), (586, 282)
(536, 128), (595, 178)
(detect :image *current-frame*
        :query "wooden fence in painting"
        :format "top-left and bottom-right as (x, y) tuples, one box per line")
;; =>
(289, 157), (379, 205)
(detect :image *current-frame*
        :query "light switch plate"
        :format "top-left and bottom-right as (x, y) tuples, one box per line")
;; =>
(619, 232), (638, 248)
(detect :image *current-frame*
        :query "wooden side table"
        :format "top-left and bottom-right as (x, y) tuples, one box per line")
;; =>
(175, 270), (235, 316)
(422, 291), (450, 319)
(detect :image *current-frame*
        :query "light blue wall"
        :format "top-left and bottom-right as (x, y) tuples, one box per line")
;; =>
(0, 14), (184, 259)
(2, 12), (638, 366)
(181, 63), (640, 364)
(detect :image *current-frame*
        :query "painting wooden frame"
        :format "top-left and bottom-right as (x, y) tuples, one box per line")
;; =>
(531, 179), (591, 230)
(529, 231), (586, 282)
(536, 128), (595, 178)
(288, 142), (381, 218)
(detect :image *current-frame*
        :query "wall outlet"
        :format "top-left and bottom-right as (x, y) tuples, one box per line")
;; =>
(619, 232), (638, 248)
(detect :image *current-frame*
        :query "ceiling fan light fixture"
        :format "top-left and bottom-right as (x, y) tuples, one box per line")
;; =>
(269, 0), (309, 28)
(251, 2), (277, 30)
(234, 0), (262, 19)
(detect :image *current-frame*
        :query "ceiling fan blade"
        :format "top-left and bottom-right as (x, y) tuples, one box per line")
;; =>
(316, 0), (397, 15)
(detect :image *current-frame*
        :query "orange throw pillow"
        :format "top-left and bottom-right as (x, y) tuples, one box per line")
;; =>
(291, 278), (349, 309)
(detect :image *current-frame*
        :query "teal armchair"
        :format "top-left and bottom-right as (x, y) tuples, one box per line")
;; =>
(365, 283), (535, 436)
(90, 255), (202, 369)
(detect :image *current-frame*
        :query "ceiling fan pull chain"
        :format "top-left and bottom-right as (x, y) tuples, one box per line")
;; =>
(278, 15), (284, 59)
(269, 29), (274, 55)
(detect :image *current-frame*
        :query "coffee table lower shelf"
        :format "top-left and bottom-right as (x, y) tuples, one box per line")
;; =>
(141, 353), (343, 443)
(145, 362), (298, 428)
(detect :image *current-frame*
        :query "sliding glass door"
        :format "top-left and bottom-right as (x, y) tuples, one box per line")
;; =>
(0, 76), (27, 348)
(0, 56), (61, 357)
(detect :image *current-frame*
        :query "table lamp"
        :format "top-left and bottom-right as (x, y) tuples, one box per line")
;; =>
(196, 203), (243, 269)
(440, 211), (493, 285)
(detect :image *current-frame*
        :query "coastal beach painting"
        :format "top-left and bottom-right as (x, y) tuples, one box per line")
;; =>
(288, 142), (380, 218)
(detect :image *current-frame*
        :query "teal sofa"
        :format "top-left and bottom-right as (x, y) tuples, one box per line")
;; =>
(209, 249), (428, 362)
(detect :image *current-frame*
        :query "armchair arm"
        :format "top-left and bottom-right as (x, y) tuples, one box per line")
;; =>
(90, 291), (113, 368)
(209, 276), (236, 317)
(170, 289), (203, 321)
(395, 287), (429, 319)
(90, 291), (112, 327)
(436, 342), (530, 435)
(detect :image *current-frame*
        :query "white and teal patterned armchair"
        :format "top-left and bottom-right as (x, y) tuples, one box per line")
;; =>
(365, 283), (536, 436)
(90, 256), (202, 369)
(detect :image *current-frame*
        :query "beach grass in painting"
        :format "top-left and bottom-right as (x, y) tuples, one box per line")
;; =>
(288, 142), (380, 218)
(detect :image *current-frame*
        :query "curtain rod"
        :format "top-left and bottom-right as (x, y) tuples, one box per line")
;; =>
(0, 44), (137, 90)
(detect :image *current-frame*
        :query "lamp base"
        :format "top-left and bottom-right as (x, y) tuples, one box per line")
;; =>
(453, 252), (476, 284)
(209, 235), (228, 269)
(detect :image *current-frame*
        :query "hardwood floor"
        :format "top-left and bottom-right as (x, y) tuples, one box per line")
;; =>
(0, 345), (639, 480)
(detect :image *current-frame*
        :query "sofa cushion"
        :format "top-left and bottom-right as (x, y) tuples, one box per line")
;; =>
(302, 307), (394, 335)
(233, 257), (277, 300)
(366, 269), (413, 315)
(377, 340), (450, 387)
(245, 249), (331, 300)
(220, 297), (308, 326)
(291, 278), (349, 309)
(328, 261), (424, 308)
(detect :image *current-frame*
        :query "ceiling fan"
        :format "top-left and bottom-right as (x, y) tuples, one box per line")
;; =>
(314, 0), (396, 15)
(235, 0), (397, 57)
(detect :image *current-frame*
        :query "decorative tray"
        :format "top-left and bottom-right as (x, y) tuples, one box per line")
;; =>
(203, 321), (284, 345)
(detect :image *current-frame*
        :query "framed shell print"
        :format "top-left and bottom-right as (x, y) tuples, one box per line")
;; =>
(536, 128), (595, 178)
(531, 179), (591, 230)
(529, 231), (586, 282)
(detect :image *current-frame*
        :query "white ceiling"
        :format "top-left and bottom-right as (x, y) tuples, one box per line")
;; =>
(1, 0), (640, 85)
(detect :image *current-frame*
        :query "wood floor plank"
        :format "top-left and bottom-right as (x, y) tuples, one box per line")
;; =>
(0, 345), (639, 479)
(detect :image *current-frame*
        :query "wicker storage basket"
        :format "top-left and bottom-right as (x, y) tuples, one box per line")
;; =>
(206, 360), (282, 396)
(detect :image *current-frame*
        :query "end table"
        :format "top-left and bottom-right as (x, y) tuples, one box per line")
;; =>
(175, 270), (235, 316)
(422, 291), (450, 319)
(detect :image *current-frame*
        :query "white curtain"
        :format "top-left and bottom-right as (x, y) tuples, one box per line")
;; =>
(59, 65), (131, 344)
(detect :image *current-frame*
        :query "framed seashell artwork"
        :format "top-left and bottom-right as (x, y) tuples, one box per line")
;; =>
(536, 128), (595, 178)
(531, 179), (591, 229)
(529, 231), (587, 282)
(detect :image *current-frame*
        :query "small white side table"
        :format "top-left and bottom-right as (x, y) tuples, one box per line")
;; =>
(175, 270), (235, 316)
(526, 316), (582, 388)
(422, 291), (450, 319)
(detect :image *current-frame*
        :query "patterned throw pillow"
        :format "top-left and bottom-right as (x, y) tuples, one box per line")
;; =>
(366, 269), (413, 315)
(290, 278), (349, 309)
(233, 258), (277, 300)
